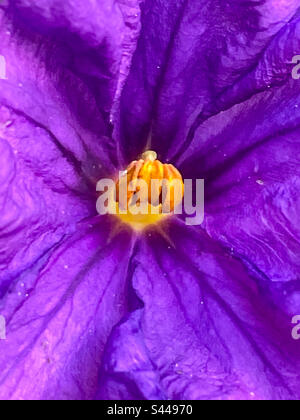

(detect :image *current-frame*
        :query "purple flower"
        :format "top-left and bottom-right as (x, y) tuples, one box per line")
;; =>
(0, 0), (300, 401)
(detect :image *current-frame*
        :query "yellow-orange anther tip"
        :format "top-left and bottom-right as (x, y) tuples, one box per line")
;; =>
(142, 150), (157, 162)
(114, 151), (184, 231)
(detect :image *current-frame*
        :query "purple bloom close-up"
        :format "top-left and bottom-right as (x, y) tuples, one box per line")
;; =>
(0, 0), (300, 402)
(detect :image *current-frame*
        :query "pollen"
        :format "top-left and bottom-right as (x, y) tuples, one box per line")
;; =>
(114, 150), (184, 231)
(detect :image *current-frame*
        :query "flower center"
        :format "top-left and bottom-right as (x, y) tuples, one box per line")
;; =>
(114, 150), (184, 231)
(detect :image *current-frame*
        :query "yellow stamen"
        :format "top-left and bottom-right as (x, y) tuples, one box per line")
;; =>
(142, 150), (157, 162)
(113, 151), (184, 231)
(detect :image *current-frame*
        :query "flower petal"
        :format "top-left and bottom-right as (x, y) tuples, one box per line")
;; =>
(4, 0), (141, 119)
(0, 3), (128, 171)
(0, 0), (140, 293)
(0, 3), (122, 289)
(118, 0), (299, 162)
(0, 218), (133, 400)
(201, 91), (300, 309)
(97, 221), (300, 400)
(178, 75), (300, 311)
(0, 113), (92, 297)
(169, 5), (300, 313)
(0, 2), (141, 399)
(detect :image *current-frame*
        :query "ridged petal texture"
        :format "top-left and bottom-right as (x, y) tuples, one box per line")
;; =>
(0, 0), (300, 400)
